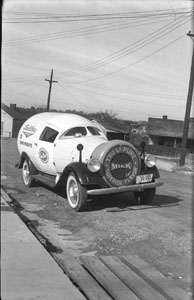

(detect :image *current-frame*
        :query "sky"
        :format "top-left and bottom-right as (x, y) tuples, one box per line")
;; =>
(2, 0), (194, 121)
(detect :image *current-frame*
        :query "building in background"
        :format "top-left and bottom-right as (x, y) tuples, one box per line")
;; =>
(1, 104), (32, 138)
(1, 107), (13, 137)
(147, 115), (194, 156)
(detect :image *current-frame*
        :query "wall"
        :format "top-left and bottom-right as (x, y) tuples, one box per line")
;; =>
(1, 110), (13, 137)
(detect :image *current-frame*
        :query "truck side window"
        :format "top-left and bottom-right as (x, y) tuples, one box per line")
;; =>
(40, 127), (59, 143)
(62, 127), (87, 137)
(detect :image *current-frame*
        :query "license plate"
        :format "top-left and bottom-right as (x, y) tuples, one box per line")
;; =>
(136, 174), (153, 184)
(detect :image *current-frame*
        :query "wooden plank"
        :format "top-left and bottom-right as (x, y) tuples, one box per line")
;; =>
(100, 255), (167, 300)
(81, 255), (139, 300)
(53, 253), (112, 300)
(121, 255), (191, 300)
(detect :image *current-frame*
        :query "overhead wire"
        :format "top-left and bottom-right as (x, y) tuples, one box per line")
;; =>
(61, 32), (187, 85)
(2, 76), (44, 84)
(4, 16), (180, 47)
(61, 84), (184, 107)
(3, 7), (190, 16)
(55, 82), (92, 110)
(3, 7), (192, 23)
(75, 82), (186, 100)
(6, 81), (47, 102)
(60, 14), (192, 78)
(3, 7), (192, 118)
(54, 83), (167, 118)
(4, 11), (192, 46)
(4, 9), (192, 47)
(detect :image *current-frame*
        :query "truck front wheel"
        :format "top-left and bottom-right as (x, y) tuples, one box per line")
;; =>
(66, 172), (87, 211)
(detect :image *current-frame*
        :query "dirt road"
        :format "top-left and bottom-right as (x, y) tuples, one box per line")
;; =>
(1, 138), (193, 295)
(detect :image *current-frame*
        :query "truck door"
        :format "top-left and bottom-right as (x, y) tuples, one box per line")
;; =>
(34, 126), (60, 175)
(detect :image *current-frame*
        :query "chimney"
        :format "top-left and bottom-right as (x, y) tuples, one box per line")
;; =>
(10, 104), (17, 110)
(31, 106), (35, 113)
(163, 115), (167, 120)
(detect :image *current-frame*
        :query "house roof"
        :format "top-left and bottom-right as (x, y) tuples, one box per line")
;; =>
(1, 103), (31, 120)
(147, 117), (194, 140)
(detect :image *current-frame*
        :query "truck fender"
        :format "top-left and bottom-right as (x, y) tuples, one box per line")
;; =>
(151, 165), (160, 179)
(59, 162), (90, 186)
(143, 165), (160, 179)
(140, 159), (160, 179)
(17, 152), (38, 175)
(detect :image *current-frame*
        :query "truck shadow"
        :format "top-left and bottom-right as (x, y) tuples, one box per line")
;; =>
(24, 183), (183, 213)
(86, 193), (183, 212)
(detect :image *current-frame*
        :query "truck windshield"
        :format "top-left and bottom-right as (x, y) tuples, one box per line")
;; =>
(87, 126), (101, 135)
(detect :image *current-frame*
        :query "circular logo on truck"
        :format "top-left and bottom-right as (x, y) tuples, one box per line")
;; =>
(38, 148), (49, 164)
(104, 144), (140, 187)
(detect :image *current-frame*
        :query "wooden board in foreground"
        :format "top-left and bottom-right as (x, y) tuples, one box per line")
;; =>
(121, 254), (191, 300)
(100, 255), (167, 300)
(53, 252), (191, 300)
(53, 253), (112, 300)
(81, 255), (139, 300)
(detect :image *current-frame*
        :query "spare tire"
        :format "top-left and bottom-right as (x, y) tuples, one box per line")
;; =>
(91, 140), (141, 187)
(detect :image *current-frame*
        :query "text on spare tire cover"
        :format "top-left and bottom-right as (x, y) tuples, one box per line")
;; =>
(104, 145), (139, 187)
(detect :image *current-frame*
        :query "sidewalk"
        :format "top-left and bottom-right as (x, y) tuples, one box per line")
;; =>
(1, 189), (86, 300)
(156, 156), (194, 175)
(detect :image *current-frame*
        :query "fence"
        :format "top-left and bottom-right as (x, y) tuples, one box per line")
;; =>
(145, 145), (189, 158)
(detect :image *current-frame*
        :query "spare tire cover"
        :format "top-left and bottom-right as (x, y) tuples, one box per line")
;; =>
(91, 140), (141, 187)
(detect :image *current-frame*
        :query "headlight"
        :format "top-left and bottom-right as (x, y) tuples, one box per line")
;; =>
(87, 157), (101, 172)
(144, 154), (156, 167)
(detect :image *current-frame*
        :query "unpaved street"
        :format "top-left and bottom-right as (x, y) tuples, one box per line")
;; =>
(1, 138), (193, 295)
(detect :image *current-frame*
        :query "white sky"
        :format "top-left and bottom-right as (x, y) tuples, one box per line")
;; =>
(2, 0), (194, 121)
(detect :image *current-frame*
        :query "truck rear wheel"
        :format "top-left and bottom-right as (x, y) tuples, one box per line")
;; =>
(66, 172), (87, 211)
(22, 159), (35, 187)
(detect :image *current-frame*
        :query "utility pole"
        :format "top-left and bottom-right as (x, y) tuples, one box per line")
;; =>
(179, 32), (194, 166)
(45, 69), (58, 112)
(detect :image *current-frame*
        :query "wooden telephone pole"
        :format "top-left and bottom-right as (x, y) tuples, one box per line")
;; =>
(179, 32), (194, 166)
(45, 69), (58, 112)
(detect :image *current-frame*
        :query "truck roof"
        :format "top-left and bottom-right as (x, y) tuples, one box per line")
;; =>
(24, 112), (94, 132)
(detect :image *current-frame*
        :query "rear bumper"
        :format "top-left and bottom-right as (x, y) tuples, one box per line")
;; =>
(87, 181), (163, 196)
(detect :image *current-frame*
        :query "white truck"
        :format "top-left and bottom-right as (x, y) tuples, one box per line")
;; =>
(17, 112), (163, 211)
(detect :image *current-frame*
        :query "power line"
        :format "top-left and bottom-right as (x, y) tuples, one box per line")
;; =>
(4, 17), (180, 47)
(4, 11), (192, 47)
(61, 33), (187, 85)
(2, 76), (44, 83)
(62, 84), (184, 107)
(3, 8), (193, 23)
(73, 82), (186, 101)
(3, 7), (191, 17)
(53, 84), (165, 118)
(61, 15), (192, 78)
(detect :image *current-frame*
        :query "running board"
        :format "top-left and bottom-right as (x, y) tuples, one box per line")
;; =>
(31, 174), (56, 188)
